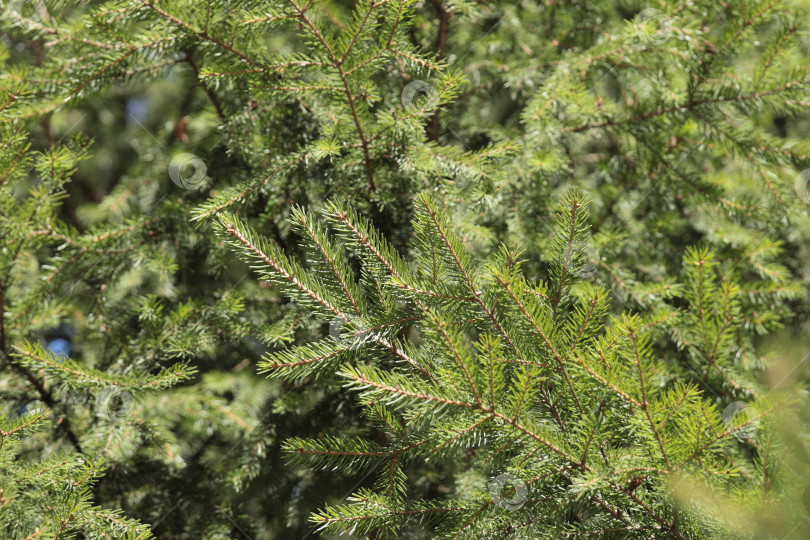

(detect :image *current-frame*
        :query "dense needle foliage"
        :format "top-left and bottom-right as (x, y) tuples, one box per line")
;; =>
(1, 0), (810, 538)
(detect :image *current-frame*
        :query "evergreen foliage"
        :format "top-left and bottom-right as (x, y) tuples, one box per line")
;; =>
(0, 0), (809, 538)
(217, 188), (791, 538)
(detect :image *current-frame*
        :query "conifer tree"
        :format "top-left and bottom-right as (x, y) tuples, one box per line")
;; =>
(216, 188), (796, 539)
(1, 0), (809, 538)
